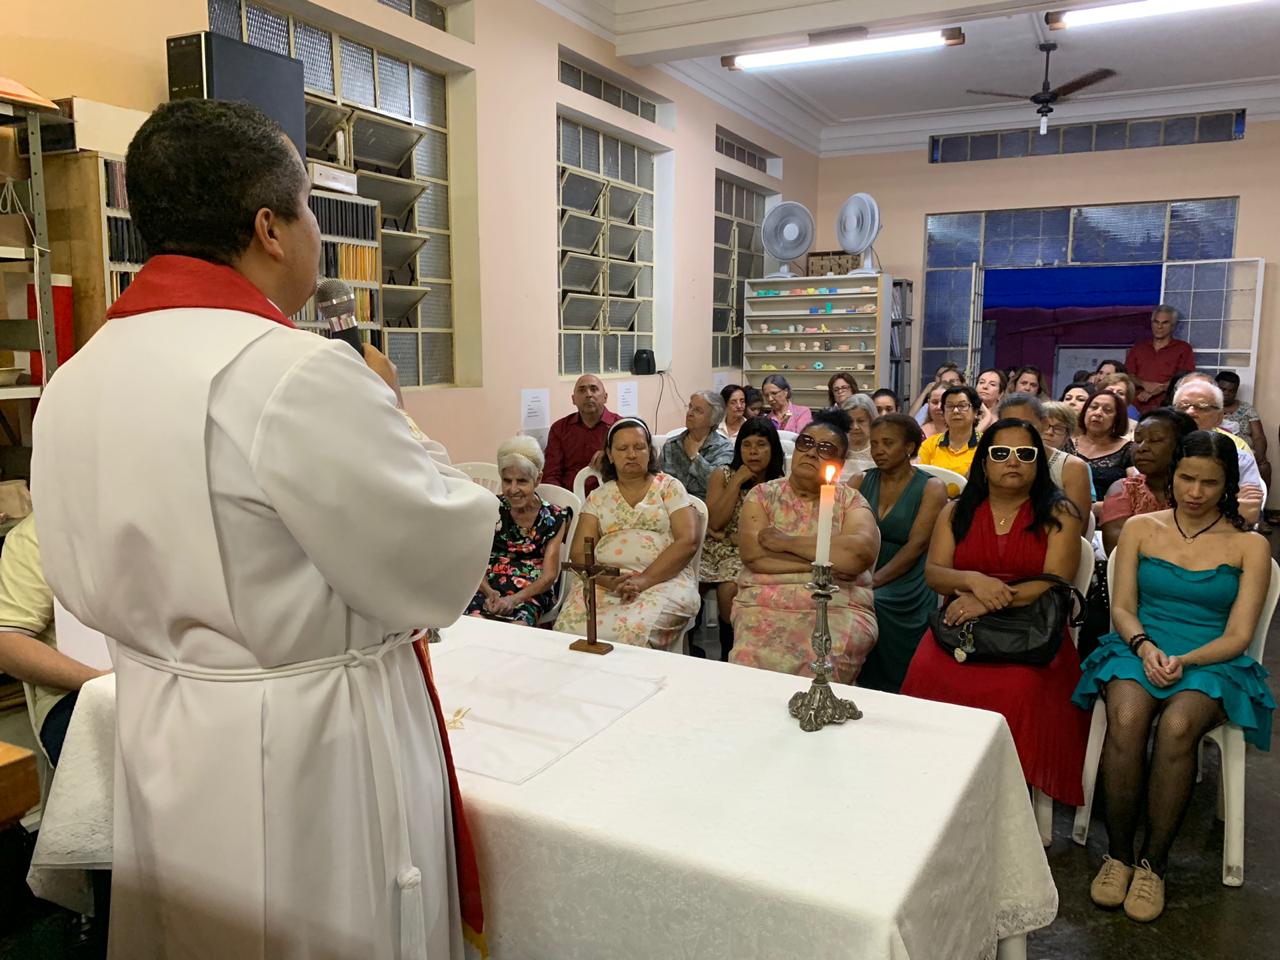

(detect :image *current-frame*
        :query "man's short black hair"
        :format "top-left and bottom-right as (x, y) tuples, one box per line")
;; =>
(126, 99), (308, 265)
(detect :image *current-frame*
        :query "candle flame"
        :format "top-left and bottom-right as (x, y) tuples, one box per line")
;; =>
(824, 464), (836, 484)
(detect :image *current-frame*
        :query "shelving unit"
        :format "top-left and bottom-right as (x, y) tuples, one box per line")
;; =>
(890, 278), (914, 401)
(742, 274), (893, 407)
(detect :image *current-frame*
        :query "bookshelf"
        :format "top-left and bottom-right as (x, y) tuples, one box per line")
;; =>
(291, 188), (382, 330)
(741, 273), (893, 408)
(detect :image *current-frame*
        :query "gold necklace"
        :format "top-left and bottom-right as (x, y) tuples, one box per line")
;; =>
(991, 503), (1023, 529)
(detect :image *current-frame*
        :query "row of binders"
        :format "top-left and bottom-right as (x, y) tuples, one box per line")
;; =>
(308, 193), (378, 242)
(109, 269), (137, 301)
(321, 241), (378, 283)
(104, 159), (129, 211)
(292, 287), (380, 327)
(107, 215), (147, 264)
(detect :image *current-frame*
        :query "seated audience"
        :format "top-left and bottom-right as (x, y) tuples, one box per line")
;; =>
(1039, 400), (1079, 455)
(1096, 372), (1141, 434)
(849, 415), (946, 693)
(660, 390), (734, 500)
(921, 381), (948, 440)
(838, 393), (877, 478)
(1100, 409), (1198, 555)
(1171, 379), (1266, 524)
(0, 515), (108, 766)
(917, 385), (982, 476)
(827, 372), (858, 407)
(732, 409), (880, 682)
(1089, 358), (1126, 385)
(1216, 371), (1269, 484)
(744, 385), (765, 418)
(1009, 365), (1048, 399)
(1065, 391), (1133, 498)
(717, 384), (748, 441)
(1060, 382), (1094, 420)
(1126, 305), (1195, 412)
(466, 437), (572, 627)
(1073, 430), (1274, 921)
(555, 418), (700, 650)
(872, 387), (900, 416)
(974, 368), (1007, 432)
(703, 417), (786, 662)
(901, 420), (1088, 805)
(909, 361), (963, 424)
(543, 374), (620, 489)
(998, 393), (1094, 555)
(761, 374), (813, 433)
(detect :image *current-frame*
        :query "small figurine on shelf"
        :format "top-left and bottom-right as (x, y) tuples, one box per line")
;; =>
(811, 341), (821, 352)
(859, 340), (867, 351)
(783, 341), (792, 352)
(765, 344), (777, 352)
(812, 361), (825, 370)
(824, 340), (832, 351)
(819, 323), (829, 333)
(838, 344), (851, 352)
(797, 341), (806, 352)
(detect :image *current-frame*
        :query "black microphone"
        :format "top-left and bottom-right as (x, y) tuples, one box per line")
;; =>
(315, 278), (364, 358)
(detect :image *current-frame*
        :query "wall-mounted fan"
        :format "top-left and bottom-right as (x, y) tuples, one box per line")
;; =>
(966, 42), (1117, 135)
(761, 201), (815, 278)
(835, 192), (881, 276)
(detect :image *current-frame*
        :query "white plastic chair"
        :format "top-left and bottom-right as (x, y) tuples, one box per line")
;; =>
(1032, 537), (1097, 844)
(534, 484), (582, 626)
(572, 465), (602, 505)
(1072, 554), (1280, 887)
(777, 429), (799, 445)
(914, 463), (967, 498)
(677, 497), (709, 655)
(455, 461), (501, 494)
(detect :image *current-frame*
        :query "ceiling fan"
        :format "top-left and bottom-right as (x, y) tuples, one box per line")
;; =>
(966, 42), (1117, 134)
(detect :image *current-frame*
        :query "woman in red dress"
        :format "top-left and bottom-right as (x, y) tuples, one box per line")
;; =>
(901, 418), (1089, 804)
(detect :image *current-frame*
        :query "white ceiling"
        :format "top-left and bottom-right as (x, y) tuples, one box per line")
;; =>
(705, 6), (1280, 125)
(541, 0), (1280, 153)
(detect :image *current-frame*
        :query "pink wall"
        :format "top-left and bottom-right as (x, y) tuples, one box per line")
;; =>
(817, 122), (1280, 492)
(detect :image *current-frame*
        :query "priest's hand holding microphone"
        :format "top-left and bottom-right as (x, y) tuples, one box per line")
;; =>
(316, 277), (403, 405)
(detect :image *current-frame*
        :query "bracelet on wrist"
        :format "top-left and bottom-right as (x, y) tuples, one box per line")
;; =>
(1127, 633), (1151, 655)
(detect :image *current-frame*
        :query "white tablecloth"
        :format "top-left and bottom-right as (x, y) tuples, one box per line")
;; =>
(29, 620), (1057, 957)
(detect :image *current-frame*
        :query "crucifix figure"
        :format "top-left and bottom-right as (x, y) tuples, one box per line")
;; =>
(564, 537), (621, 655)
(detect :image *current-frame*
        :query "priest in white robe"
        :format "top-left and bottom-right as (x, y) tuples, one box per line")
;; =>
(31, 99), (497, 959)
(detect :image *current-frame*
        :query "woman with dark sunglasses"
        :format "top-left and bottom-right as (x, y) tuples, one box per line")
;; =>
(901, 419), (1090, 809)
(731, 409), (881, 683)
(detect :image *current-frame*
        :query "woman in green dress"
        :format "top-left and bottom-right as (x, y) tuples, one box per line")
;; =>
(849, 414), (947, 693)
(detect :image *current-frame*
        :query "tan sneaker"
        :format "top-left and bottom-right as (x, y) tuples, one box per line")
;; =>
(1124, 860), (1165, 922)
(1090, 855), (1135, 908)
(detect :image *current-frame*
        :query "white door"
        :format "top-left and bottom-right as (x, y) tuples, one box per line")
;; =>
(965, 263), (985, 381)
(1160, 258), (1265, 396)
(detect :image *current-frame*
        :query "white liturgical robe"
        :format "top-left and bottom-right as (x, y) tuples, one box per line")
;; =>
(31, 261), (497, 960)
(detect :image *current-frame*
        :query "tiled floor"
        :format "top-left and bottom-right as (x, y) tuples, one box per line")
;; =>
(4, 563), (1278, 959)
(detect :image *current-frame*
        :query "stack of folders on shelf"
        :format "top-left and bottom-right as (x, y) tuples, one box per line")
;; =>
(104, 159), (129, 210)
(308, 194), (377, 242)
(109, 270), (136, 301)
(321, 241), (378, 283)
(107, 215), (147, 264)
(292, 288), (379, 329)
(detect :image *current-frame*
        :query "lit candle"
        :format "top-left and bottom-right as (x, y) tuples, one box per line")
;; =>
(814, 464), (836, 567)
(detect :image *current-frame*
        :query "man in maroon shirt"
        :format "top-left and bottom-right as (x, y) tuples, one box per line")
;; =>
(543, 375), (621, 488)
(1125, 305), (1196, 413)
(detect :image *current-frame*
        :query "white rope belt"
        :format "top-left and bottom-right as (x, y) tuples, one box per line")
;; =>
(118, 631), (432, 960)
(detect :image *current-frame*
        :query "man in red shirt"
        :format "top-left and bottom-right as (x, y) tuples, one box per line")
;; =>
(1125, 305), (1196, 413)
(543, 375), (620, 488)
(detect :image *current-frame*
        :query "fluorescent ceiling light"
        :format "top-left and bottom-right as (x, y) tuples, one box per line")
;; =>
(725, 28), (963, 70)
(1049, 0), (1262, 29)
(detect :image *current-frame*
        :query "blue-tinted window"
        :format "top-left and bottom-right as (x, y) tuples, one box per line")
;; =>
(999, 130), (1029, 158)
(970, 133), (998, 161)
(983, 207), (1068, 267)
(1163, 116), (1197, 146)
(1031, 129), (1061, 156)
(1094, 122), (1126, 151)
(939, 136), (969, 163)
(926, 213), (982, 268)
(1167, 198), (1237, 261)
(1071, 203), (1167, 263)
(1128, 120), (1162, 148)
(1197, 112), (1234, 143)
(1062, 125), (1093, 154)
(923, 269), (973, 347)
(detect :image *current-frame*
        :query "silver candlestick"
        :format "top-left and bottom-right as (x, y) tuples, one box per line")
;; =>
(788, 562), (863, 731)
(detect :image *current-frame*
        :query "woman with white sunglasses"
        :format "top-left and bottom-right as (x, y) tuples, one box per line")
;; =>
(901, 419), (1089, 808)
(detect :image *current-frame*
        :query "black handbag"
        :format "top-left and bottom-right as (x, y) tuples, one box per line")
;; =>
(929, 574), (1086, 666)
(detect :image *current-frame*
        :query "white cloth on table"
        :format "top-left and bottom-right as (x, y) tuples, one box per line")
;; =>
(440, 617), (1057, 960)
(429, 643), (664, 784)
(31, 306), (496, 960)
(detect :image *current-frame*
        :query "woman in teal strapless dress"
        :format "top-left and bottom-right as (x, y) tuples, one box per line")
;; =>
(1073, 430), (1275, 923)
(849, 414), (947, 693)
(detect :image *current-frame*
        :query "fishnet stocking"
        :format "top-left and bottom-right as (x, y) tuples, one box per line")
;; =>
(1100, 680), (1226, 872)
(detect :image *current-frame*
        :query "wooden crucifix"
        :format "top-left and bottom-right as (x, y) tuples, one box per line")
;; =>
(564, 537), (620, 656)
